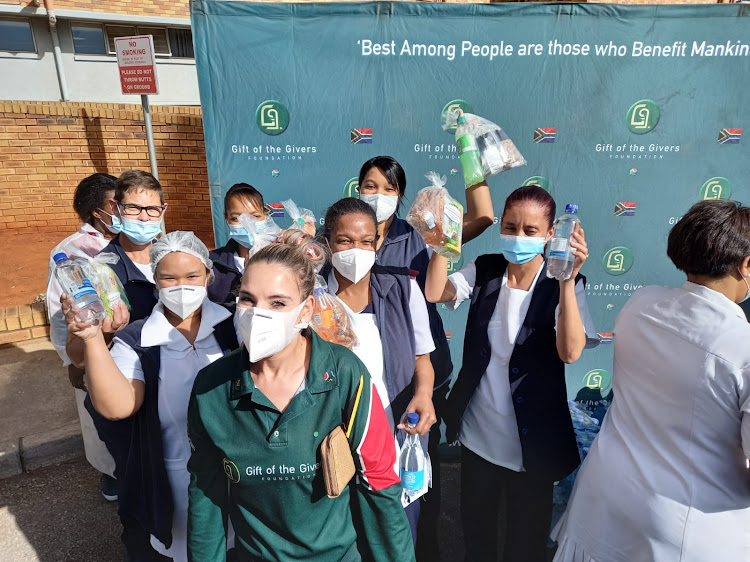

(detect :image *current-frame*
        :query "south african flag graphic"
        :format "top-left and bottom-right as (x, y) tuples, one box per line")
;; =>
(718, 128), (741, 144)
(614, 202), (637, 216)
(351, 128), (373, 144)
(534, 127), (556, 143)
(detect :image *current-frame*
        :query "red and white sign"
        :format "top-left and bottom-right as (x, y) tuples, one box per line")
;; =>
(115, 35), (159, 95)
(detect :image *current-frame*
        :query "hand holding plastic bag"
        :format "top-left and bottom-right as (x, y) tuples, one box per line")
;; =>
(281, 199), (317, 237)
(406, 173), (463, 262)
(443, 108), (526, 179)
(58, 245), (131, 322)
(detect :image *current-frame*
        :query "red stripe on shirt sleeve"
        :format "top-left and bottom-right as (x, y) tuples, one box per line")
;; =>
(354, 383), (400, 492)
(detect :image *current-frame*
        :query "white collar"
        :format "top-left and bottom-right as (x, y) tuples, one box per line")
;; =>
(140, 299), (231, 350)
(681, 281), (746, 320)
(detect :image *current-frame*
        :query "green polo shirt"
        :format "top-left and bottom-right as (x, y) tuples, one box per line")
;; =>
(187, 330), (414, 562)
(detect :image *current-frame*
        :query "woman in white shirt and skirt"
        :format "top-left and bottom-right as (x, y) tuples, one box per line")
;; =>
(425, 185), (599, 562)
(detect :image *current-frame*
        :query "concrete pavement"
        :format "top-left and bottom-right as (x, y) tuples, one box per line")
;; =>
(0, 339), (84, 479)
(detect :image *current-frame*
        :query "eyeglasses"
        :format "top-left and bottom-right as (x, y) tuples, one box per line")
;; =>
(118, 203), (166, 218)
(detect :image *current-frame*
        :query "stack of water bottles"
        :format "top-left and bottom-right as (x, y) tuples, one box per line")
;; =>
(399, 413), (431, 506)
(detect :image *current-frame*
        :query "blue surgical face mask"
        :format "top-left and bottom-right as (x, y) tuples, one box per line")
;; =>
(120, 216), (161, 245)
(228, 224), (254, 249)
(97, 208), (121, 234)
(498, 234), (546, 264)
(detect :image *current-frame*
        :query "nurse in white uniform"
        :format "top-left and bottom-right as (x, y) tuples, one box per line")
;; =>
(63, 231), (239, 562)
(553, 200), (750, 562)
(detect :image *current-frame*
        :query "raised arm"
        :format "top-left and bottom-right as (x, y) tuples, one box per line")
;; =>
(425, 252), (458, 303)
(62, 295), (143, 419)
(462, 181), (494, 243)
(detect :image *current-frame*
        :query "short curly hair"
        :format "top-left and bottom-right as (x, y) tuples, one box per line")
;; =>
(73, 173), (117, 224)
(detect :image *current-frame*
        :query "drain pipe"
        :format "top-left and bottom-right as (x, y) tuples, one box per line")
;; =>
(44, 0), (69, 101)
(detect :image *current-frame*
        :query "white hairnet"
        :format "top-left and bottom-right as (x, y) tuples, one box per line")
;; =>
(150, 231), (214, 283)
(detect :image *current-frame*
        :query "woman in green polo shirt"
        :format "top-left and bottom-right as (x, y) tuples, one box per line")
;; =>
(187, 242), (414, 562)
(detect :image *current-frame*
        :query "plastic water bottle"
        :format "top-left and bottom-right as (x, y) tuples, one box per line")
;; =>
(547, 204), (580, 281)
(455, 112), (485, 187)
(53, 253), (106, 325)
(399, 413), (425, 499)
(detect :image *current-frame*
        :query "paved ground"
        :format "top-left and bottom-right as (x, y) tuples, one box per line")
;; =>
(0, 339), (78, 445)
(0, 457), (464, 562)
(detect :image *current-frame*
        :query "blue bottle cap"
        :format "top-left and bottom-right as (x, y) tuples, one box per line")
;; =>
(406, 412), (420, 425)
(53, 252), (68, 263)
(313, 287), (325, 295)
(565, 204), (579, 214)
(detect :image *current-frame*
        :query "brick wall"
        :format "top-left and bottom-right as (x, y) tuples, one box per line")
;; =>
(0, 303), (50, 347)
(0, 101), (214, 248)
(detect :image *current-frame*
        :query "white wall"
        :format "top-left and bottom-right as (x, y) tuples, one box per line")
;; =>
(0, 15), (200, 105)
(0, 18), (63, 102)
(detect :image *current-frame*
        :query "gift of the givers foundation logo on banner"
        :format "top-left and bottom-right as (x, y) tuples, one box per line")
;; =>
(343, 177), (359, 198)
(446, 254), (465, 275)
(523, 176), (550, 193)
(223, 458), (241, 483)
(626, 99), (660, 134)
(440, 99), (473, 134)
(582, 369), (611, 392)
(602, 246), (634, 276)
(256, 100), (289, 136)
(699, 177), (732, 201)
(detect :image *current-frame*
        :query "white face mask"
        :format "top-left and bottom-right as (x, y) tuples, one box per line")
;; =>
(331, 248), (376, 284)
(739, 267), (750, 304)
(360, 193), (398, 223)
(235, 301), (307, 362)
(158, 283), (207, 320)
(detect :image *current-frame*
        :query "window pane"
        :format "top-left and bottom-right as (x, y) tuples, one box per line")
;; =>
(0, 19), (35, 53)
(106, 25), (136, 54)
(71, 23), (106, 55)
(139, 27), (170, 55)
(168, 28), (194, 58)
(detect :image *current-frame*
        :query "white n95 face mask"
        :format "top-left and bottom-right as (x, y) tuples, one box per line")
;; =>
(331, 249), (376, 284)
(159, 284), (207, 320)
(235, 301), (307, 362)
(360, 193), (398, 223)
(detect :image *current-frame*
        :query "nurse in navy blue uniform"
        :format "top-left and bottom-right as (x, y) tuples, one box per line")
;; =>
(356, 156), (494, 559)
(208, 183), (267, 306)
(425, 185), (599, 562)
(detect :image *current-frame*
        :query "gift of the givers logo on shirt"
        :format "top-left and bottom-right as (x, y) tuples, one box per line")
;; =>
(321, 424), (355, 498)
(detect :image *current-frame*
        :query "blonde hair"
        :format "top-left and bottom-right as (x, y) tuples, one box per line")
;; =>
(246, 239), (322, 299)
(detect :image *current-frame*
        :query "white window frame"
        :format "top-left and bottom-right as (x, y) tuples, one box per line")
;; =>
(70, 21), (108, 56)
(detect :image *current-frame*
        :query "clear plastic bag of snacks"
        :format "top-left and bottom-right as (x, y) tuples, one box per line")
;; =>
(76, 252), (131, 320)
(238, 213), (282, 256)
(406, 173), (463, 262)
(310, 275), (358, 349)
(442, 109), (526, 178)
(281, 199), (316, 235)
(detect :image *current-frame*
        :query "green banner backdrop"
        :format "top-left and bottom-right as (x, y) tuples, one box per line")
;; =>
(191, 1), (750, 401)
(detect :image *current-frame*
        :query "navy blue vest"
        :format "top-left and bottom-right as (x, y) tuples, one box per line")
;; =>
(99, 234), (157, 322)
(113, 311), (238, 547)
(445, 254), (583, 481)
(208, 239), (242, 306)
(377, 217), (453, 389)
